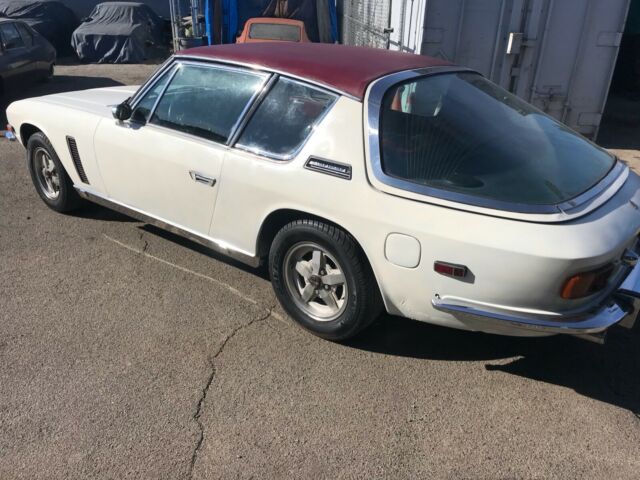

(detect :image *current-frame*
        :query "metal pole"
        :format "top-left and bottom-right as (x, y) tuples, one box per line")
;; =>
(169, 0), (177, 51)
(191, 0), (200, 38)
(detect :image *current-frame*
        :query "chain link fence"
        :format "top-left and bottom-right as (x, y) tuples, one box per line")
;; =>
(341, 0), (391, 49)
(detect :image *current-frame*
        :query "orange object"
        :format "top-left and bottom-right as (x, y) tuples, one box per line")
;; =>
(236, 17), (310, 44)
(561, 264), (614, 299)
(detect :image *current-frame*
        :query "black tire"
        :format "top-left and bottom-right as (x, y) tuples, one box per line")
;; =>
(40, 63), (54, 83)
(269, 219), (383, 341)
(27, 132), (83, 213)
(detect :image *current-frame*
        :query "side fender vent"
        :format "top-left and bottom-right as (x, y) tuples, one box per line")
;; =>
(66, 136), (89, 184)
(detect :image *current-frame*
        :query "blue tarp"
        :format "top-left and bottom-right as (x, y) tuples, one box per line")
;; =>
(205, 0), (337, 45)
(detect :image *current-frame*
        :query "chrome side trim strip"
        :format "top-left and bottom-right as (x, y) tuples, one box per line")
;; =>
(75, 187), (261, 268)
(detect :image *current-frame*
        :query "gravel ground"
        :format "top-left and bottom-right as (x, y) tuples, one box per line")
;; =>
(0, 63), (639, 480)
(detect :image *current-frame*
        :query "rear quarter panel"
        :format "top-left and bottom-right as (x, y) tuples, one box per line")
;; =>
(213, 95), (640, 333)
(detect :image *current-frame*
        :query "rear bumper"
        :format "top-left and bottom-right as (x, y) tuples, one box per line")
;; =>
(432, 250), (640, 342)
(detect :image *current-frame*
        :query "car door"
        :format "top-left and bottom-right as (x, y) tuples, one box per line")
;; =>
(14, 22), (42, 75)
(0, 22), (27, 89)
(93, 61), (269, 236)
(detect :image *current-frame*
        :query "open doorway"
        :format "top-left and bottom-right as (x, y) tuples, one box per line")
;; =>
(597, 0), (640, 151)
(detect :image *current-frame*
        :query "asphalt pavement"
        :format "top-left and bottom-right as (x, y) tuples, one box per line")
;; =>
(0, 63), (639, 479)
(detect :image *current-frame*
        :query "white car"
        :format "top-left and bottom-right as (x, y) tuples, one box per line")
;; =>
(7, 43), (640, 343)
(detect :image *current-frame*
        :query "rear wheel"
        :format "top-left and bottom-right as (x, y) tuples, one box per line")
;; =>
(269, 219), (383, 341)
(27, 132), (83, 212)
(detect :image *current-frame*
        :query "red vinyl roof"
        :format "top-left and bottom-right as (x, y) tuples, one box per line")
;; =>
(178, 43), (453, 100)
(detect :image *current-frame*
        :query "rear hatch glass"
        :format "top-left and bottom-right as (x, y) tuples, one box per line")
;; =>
(379, 72), (615, 206)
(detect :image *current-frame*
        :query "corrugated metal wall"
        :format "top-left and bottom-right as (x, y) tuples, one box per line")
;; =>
(421, 0), (631, 138)
(340, 0), (632, 138)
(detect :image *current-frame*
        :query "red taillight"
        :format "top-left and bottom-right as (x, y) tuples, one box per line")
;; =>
(434, 261), (467, 278)
(561, 264), (614, 299)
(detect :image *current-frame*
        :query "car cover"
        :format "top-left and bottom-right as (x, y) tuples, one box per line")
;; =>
(71, 2), (164, 63)
(0, 0), (78, 53)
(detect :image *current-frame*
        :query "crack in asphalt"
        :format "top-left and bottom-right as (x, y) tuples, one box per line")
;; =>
(101, 234), (285, 478)
(187, 306), (276, 480)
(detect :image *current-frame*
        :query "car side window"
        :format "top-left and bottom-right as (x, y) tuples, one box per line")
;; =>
(236, 78), (337, 159)
(130, 67), (174, 124)
(150, 64), (266, 143)
(15, 23), (34, 47)
(0, 23), (25, 50)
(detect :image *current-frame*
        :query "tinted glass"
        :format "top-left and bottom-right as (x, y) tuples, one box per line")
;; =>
(379, 73), (615, 205)
(150, 64), (265, 143)
(0, 23), (24, 49)
(249, 23), (301, 41)
(237, 78), (336, 158)
(131, 67), (173, 124)
(15, 23), (33, 47)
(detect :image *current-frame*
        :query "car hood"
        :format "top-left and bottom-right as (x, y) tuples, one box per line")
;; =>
(36, 86), (138, 116)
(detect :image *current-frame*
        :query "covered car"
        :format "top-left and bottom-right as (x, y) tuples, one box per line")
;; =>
(0, 0), (78, 54)
(71, 2), (164, 63)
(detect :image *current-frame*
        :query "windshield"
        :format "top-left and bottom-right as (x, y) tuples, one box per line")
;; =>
(379, 72), (615, 206)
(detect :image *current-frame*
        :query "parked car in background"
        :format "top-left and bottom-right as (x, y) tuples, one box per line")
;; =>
(71, 2), (164, 63)
(0, 18), (55, 96)
(236, 18), (310, 43)
(6, 43), (640, 343)
(0, 0), (78, 54)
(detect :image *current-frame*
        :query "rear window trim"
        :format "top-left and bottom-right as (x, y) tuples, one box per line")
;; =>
(366, 67), (623, 215)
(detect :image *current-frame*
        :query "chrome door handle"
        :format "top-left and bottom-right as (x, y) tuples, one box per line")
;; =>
(189, 171), (217, 187)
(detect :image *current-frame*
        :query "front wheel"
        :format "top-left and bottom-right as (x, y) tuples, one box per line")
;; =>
(269, 219), (383, 341)
(27, 132), (83, 212)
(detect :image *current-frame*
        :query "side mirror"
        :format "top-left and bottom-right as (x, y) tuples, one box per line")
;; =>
(112, 101), (132, 121)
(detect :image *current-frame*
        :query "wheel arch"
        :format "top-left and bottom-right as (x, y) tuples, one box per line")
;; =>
(20, 123), (43, 147)
(255, 208), (389, 311)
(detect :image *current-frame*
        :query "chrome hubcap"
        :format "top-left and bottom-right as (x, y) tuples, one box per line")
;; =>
(34, 148), (59, 200)
(284, 242), (348, 322)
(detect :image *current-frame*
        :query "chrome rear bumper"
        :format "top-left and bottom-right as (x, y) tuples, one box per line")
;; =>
(432, 251), (640, 343)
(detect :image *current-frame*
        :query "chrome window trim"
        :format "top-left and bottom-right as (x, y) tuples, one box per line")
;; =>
(174, 54), (360, 101)
(143, 60), (270, 146)
(227, 73), (279, 147)
(128, 55), (344, 162)
(233, 76), (339, 162)
(129, 57), (176, 107)
(132, 63), (178, 125)
(366, 67), (625, 215)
